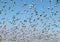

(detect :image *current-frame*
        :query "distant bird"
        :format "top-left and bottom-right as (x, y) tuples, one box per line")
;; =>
(22, 2), (27, 7)
(24, 10), (29, 14)
(0, 35), (2, 42)
(29, 1), (35, 9)
(16, 11), (20, 15)
(56, 0), (59, 4)
(0, 10), (2, 14)
(49, 0), (52, 3)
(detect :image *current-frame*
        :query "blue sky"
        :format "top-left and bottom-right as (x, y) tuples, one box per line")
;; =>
(0, 0), (60, 32)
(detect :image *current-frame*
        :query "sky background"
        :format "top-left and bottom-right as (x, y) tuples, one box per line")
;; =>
(0, 0), (60, 32)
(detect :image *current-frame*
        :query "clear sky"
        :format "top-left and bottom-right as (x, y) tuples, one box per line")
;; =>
(0, 0), (60, 32)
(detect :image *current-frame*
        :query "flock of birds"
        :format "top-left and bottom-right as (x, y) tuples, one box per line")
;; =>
(0, 0), (60, 42)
